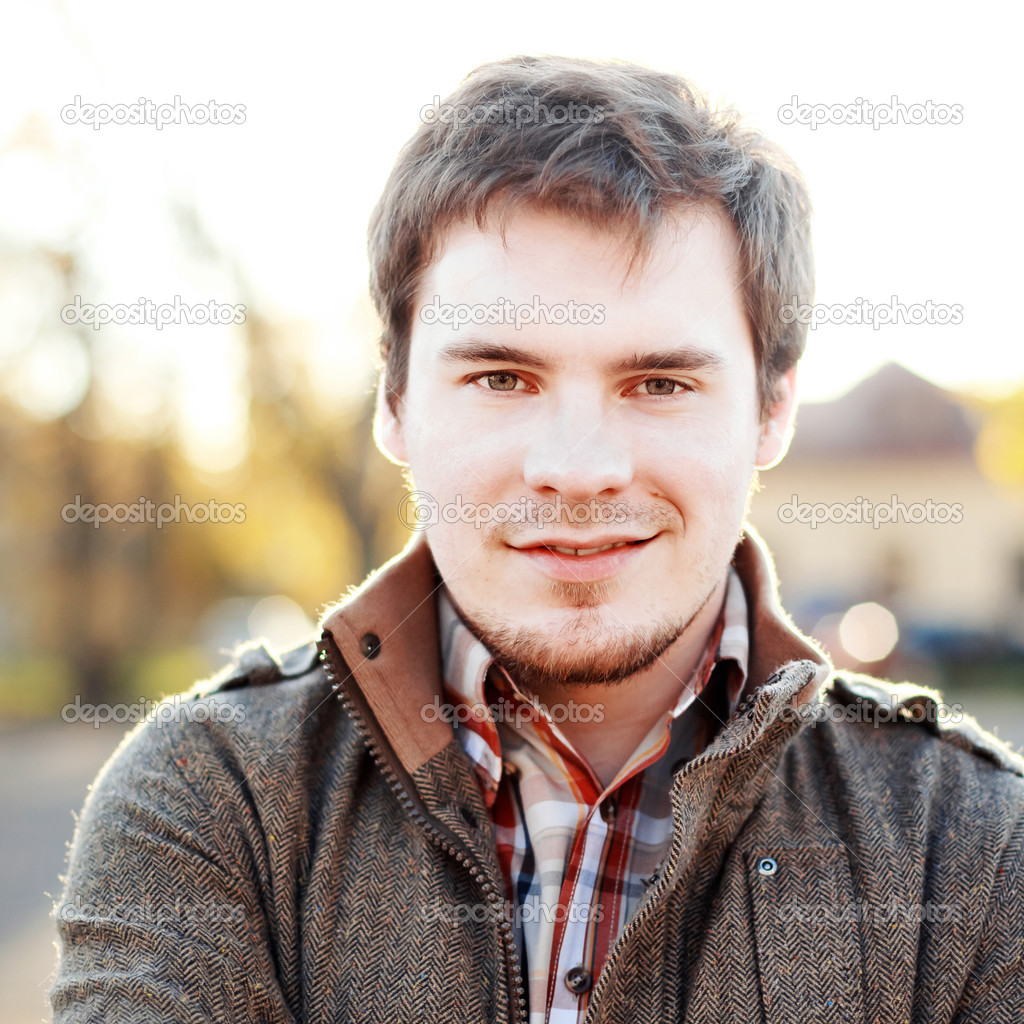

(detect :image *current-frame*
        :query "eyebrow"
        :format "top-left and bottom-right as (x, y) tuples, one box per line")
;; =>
(437, 339), (726, 374)
(611, 347), (725, 374)
(437, 341), (549, 369)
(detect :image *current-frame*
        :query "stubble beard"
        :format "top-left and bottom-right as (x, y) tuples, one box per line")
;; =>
(452, 553), (723, 700)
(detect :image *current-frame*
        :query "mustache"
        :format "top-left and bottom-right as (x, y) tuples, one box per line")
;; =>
(493, 499), (679, 543)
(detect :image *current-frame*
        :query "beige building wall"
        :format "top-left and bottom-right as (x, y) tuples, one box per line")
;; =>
(748, 459), (1024, 640)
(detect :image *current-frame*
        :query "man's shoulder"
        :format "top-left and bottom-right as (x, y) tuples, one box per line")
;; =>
(177, 635), (336, 736)
(770, 671), (1024, 876)
(818, 669), (1024, 781)
(190, 634), (326, 697)
(93, 635), (352, 799)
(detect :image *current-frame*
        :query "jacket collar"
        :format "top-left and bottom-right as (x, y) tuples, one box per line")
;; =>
(318, 525), (832, 778)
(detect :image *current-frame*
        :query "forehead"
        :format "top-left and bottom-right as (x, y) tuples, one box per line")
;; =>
(410, 204), (753, 368)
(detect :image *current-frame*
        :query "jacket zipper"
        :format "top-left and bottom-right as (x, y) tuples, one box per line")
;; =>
(582, 670), (785, 1023)
(318, 638), (529, 1024)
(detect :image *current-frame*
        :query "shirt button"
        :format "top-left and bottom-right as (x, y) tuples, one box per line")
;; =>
(564, 965), (592, 994)
(599, 797), (617, 824)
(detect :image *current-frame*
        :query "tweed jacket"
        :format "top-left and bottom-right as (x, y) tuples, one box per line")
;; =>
(51, 529), (1024, 1024)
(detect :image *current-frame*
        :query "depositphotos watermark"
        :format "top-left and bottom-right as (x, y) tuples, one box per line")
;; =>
(777, 898), (961, 925)
(419, 96), (605, 128)
(421, 694), (605, 728)
(777, 496), (963, 529)
(778, 296), (963, 329)
(61, 495), (247, 528)
(57, 895), (246, 925)
(398, 492), (629, 531)
(420, 898), (604, 926)
(61, 694), (246, 728)
(778, 95), (963, 130)
(780, 699), (964, 727)
(60, 95), (246, 129)
(61, 296), (247, 330)
(419, 295), (606, 331)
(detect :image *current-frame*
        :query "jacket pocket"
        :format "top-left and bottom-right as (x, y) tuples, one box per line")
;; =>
(748, 846), (867, 1023)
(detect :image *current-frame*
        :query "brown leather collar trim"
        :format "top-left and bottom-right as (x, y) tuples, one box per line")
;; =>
(319, 533), (450, 774)
(732, 524), (832, 705)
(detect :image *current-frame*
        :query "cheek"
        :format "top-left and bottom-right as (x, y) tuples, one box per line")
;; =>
(407, 406), (528, 491)
(642, 419), (758, 507)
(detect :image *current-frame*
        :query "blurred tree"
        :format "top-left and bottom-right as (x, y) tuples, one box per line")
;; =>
(975, 385), (1024, 488)
(0, 202), (408, 714)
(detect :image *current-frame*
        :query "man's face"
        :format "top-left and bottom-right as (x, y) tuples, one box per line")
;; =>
(380, 204), (795, 693)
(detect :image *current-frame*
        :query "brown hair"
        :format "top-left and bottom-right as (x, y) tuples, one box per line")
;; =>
(368, 55), (813, 420)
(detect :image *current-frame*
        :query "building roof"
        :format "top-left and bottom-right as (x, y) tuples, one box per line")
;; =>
(788, 362), (979, 461)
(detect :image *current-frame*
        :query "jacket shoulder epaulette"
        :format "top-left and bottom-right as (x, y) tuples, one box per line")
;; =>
(827, 671), (1024, 777)
(188, 635), (322, 698)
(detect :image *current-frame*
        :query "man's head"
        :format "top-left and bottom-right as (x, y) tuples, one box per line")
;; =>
(369, 56), (812, 693)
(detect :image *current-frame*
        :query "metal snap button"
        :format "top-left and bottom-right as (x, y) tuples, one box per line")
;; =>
(757, 856), (778, 876)
(359, 632), (381, 659)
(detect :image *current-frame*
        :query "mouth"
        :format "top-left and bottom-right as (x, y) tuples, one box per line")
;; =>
(540, 538), (650, 557)
(510, 534), (658, 582)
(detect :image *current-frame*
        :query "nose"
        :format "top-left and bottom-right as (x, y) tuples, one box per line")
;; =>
(522, 397), (633, 500)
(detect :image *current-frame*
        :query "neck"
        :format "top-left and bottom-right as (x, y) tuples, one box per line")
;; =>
(518, 575), (729, 790)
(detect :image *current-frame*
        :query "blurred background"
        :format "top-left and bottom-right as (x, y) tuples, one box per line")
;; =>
(2, 0), (1022, 1020)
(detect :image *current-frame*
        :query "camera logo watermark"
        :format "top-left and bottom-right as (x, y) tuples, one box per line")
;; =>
(421, 695), (605, 729)
(61, 495), (247, 528)
(61, 694), (246, 728)
(419, 295), (605, 331)
(61, 296), (246, 330)
(778, 297), (962, 329)
(57, 895), (246, 925)
(420, 898), (604, 926)
(60, 95), (246, 130)
(777, 496), (963, 529)
(777, 898), (961, 924)
(778, 95), (963, 130)
(781, 699), (964, 727)
(420, 96), (605, 128)
(398, 492), (629, 531)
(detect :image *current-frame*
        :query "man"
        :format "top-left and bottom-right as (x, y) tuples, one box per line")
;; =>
(52, 56), (1024, 1024)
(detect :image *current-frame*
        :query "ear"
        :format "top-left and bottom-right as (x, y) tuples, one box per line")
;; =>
(755, 368), (798, 470)
(373, 375), (409, 466)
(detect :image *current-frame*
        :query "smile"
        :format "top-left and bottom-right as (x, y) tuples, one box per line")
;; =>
(512, 535), (657, 583)
(545, 540), (640, 556)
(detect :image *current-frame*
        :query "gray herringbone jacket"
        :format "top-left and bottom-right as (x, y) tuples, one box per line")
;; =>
(51, 531), (1024, 1023)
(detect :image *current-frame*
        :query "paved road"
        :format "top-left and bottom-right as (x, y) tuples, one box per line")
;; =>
(3, 691), (1023, 1024)
(0, 720), (131, 1024)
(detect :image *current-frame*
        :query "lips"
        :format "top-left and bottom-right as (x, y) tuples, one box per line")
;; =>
(511, 535), (658, 582)
(513, 535), (655, 555)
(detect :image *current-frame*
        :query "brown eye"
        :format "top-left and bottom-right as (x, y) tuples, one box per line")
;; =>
(486, 372), (520, 391)
(641, 378), (677, 396)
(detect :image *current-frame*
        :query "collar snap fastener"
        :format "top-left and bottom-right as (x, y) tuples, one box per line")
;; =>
(757, 856), (778, 876)
(359, 633), (381, 659)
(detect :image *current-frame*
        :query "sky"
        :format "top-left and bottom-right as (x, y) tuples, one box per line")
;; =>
(1, 0), (1020, 471)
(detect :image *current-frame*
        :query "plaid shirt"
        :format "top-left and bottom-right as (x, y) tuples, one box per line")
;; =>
(437, 568), (749, 1024)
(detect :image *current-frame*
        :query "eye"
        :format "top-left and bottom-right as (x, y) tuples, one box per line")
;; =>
(633, 377), (692, 397)
(473, 372), (524, 392)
